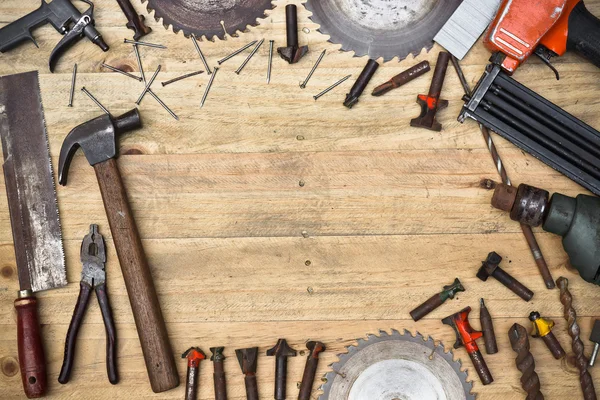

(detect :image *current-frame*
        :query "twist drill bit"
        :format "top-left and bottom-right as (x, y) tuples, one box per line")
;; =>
(451, 57), (554, 289)
(529, 312), (566, 360)
(182, 347), (206, 400)
(509, 323), (544, 400)
(372, 61), (431, 97)
(410, 278), (464, 321)
(480, 298), (498, 354)
(210, 347), (227, 400)
(477, 252), (534, 301)
(267, 339), (297, 400)
(298, 341), (326, 400)
(236, 347), (259, 400)
(557, 277), (597, 400)
(589, 320), (600, 367)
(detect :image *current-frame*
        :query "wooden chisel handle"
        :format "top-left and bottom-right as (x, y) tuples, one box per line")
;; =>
(94, 158), (179, 393)
(15, 292), (47, 398)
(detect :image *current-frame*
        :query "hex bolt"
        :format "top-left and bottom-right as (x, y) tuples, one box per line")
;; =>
(344, 59), (379, 108)
(210, 347), (227, 400)
(477, 252), (534, 301)
(410, 278), (464, 322)
(529, 311), (566, 360)
(298, 341), (326, 400)
(266, 339), (297, 400)
(480, 298), (498, 354)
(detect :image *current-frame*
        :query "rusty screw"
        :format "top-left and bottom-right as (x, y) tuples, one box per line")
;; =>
(529, 311), (566, 360)
(477, 252), (534, 301)
(372, 61), (431, 97)
(298, 341), (326, 400)
(410, 278), (464, 321)
(266, 339), (297, 400)
(236, 347), (259, 400)
(480, 299), (498, 354)
(344, 59), (379, 108)
(210, 347), (227, 400)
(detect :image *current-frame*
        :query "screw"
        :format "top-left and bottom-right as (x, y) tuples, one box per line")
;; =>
(136, 65), (161, 104)
(236, 39), (264, 75)
(201, 67), (219, 108)
(124, 39), (166, 49)
(300, 50), (326, 89)
(313, 75), (352, 101)
(217, 40), (258, 65)
(68, 63), (77, 107)
(101, 63), (143, 82)
(191, 34), (212, 75)
(161, 70), (204, 87)
(267, 40), (275, 84)
(81, 87), (110, 115)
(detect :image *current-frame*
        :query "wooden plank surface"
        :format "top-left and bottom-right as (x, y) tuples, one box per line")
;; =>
(1, 0), (600, 399)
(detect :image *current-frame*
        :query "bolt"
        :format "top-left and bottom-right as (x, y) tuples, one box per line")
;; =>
(266, 339), (297, 400)
(477, 252), (534, 301)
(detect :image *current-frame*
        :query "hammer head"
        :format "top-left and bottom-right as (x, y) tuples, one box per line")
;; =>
(476, 252), (503, 281)
(442, 306), (483, 350)
(58, 109), (142, 186)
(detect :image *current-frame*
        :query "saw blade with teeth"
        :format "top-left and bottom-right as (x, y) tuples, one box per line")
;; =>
(319, 329), (474, 400)
(304, 0), (463, 62)
(142, 0), (275, 40)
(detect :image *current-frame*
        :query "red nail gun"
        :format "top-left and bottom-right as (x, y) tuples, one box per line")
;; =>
(484, 0), (600, 78)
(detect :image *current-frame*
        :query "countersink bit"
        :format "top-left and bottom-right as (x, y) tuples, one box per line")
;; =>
(124, 39), (167, 49)
(267, 40), (274, 84)
(182, 347), (206, 400)
(313, 75), (352, 101)
(161, 71), (204, 87)
(477, 251), (534, 301)
(410, 51), (450, 131)
(372, 61), (431, 97)
(236, 347), (259, 400)
(210, 347), (227, 400)
(509, 323), (544, 400)
(200, 67), (219, 108)
(218, 40), (258, 65)
(191, 33), (213, 75)
(267, 339), (297, 400)
(409, 278), (464, 322)
(589, 320), (600, 367)
(557, 277), (597, 400)
(68, 64), (77, 107)
(136, 65), (161, 104)
(235, 39), (265, 75)
(81, 87), (110, 115)
(300, 50), (326, 89)
(480, 299), (498, 354)
(529, 312), (566, 360)
(344, 59), (379, 108)
(298, 341), (326, 400)
(101, 63), (143, 82)
(278, 4), (308, 64)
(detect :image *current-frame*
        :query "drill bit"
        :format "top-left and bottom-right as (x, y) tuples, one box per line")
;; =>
(372, 61), (431, 97)
(68, 63), (77, 107)
(508, 323), (544, 400)
(451, 56), (554, 290)
(217, 40), (258, 65)
(300, 49), (326, 89)
(210, 347), (227, 400)
(529, 312), (566, 360)
(589, 320), (600, 367)
(557, 277), (597, 400)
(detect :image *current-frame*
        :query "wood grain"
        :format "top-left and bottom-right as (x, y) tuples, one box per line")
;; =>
(1, 0), (600, 399)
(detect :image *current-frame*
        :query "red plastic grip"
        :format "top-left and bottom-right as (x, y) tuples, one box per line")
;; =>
(15, 295), (47, 398)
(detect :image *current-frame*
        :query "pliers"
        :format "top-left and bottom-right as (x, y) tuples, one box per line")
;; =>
(58, 224), (118, 385)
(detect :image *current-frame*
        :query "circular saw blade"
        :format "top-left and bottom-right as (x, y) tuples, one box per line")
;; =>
(319, 330), (474, 400)
(143, 0), (275, 40)
(304, 0), (462, 62)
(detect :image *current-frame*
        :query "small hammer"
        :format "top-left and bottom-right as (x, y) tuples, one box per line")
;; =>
(58, 110), (179, 393)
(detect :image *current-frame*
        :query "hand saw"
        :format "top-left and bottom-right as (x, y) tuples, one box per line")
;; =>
(0, 71), (67, 398)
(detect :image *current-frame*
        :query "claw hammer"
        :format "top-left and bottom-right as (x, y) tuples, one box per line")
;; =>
(58, 110), (179, 393)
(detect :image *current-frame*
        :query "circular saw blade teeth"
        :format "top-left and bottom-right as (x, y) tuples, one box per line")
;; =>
(319, 329), (474, 400)
(142, 0), (275, 40)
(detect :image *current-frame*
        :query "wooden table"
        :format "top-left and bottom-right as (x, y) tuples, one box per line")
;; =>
(1, 0), (599, 398)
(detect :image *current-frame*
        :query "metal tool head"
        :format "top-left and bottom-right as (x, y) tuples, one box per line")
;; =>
(410, 95), (449, 131)
(182, 347), (207, 367)
(80, 224), (106, 286)
(319, 330), (474, 400)
(236, 347), (259, 374)
(58, 109), (142, 186)
(210, 347), (226, 362)
(306, 341), (326, 358)
(477, 252), (502, 281)
(442, 307), (483, 349)
(266, 339), (297, 358)
(529, 311), (555, 338)
(442, 278), (465, 300)
(277, 45), (309, 64)
(508, 323), (530, 351)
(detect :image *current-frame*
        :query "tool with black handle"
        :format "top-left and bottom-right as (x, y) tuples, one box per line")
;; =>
(116, 0), (152, 40)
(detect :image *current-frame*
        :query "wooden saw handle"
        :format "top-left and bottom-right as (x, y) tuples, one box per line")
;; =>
(94, 158), (179, 393)
(15, 293), (47, 398)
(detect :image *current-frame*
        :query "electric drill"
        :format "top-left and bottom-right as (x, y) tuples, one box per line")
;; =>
(484, 0), (600, 78)
(491, 183), (600, 285)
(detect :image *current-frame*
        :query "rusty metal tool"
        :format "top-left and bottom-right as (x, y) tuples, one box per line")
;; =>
(101, 63), (143, 82)
(477, 252), (534, 301)
(509, 323), (544, 400)
(410, 51), (450, 131)
(267, 339), (297, 400)
(81, 87), (110, 115)
(161, 71), (204, 87)
(557, 277), (597, 400)
(298, 341), (325, 400)
(182, 347), (206, 400)
(136, 65), (162, 104)
(210, 347), (227, 400)
(590, 320), (600, 367)
(442, 307), (494, 385)
(116, 0), (151, 40)
(267, 40), (274, 84)
(59, 225), (117, 385)
(278, 4), (308, 64)
(191, 33), (212, 75)
(344, 59), (379, 108)
(58, 110), (179, 393)
(372, 61), (431, 97)
(218, 40), (258, 65)
(201, 67), (219, 108)
(480, 299), (498, 355)
(529, 312), (566, 360)
(314, 75), (352, 101)
(236, 39), (264, 75)
(0, 71), (68, 398)
(124, 39), (166, 49)
(410, 278), (464, 322)
(236, 347), (259, 400)
(68, 64), (77, 106)
(300, 50), (326, 89)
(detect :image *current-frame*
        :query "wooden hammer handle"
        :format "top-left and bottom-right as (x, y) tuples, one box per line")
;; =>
(94, 158), (179, 393)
